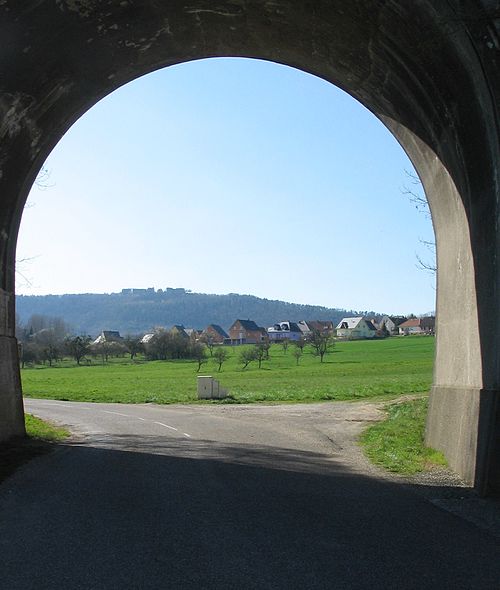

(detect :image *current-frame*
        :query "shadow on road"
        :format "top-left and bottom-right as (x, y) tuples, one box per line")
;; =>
(0, 436), (499, 589)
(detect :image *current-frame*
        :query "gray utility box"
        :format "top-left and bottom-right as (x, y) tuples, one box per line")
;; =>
(197, 376), (228, 400)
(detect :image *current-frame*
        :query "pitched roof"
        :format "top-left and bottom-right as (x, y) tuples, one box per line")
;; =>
(171, 325), (189, 337)
(307, 320), (334, 332)
(335, 317), (364, 330)
(268, 321), (302, 333)
(233, 319), (262, 331)
(398, 318), (421, 328)
(206, 324), (229, 338)
(94, 330), (123, 344)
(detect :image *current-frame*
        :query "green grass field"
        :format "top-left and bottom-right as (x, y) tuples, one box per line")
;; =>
(360, 398), (447, 474)
(21, 336), (434, 404)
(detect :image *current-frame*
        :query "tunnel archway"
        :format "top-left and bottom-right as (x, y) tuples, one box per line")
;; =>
(0, 1), (498, 493)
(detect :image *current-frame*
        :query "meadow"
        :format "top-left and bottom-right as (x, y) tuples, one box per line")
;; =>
(21, 336), (434, 404)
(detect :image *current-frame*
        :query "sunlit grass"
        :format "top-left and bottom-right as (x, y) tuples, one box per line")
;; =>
(360, 397), (447, 475)
(22, 336), (434, 405)
(25, 413), (70, 442)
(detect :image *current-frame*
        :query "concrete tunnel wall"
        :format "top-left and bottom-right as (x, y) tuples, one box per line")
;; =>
(0, 1), (498, 493)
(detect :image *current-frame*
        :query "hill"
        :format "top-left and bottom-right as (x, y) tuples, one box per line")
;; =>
(16, 288), (381, 337)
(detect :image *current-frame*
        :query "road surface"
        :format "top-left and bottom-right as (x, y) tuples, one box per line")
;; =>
(0, 398), (498, 589)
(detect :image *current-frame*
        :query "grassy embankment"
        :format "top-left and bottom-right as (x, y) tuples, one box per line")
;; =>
(22, 336), (434, 404)
(360, 397), (447, 474)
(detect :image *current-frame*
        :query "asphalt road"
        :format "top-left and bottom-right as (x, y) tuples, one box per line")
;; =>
(0, 399), (498, 589)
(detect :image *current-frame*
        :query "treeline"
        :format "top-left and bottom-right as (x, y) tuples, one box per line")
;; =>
(17, 314), (336, 371)
(16, 315), (209, 368)
(16, 290), (378, 336)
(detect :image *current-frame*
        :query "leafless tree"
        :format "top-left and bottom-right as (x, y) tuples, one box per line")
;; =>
(308, 330), (334, 363)
(254, 343), (269, 369)
(402, 170), (436, 274)
(123, 335), (144, 360)
(200, 334), (215, 356)
(239, 347), (257, 370)
(191, 342), (208, 372)
(292, 347), (303, 366)
(213, 347), (230, 372)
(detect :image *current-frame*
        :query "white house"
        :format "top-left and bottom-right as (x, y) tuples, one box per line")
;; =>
(93, 330), (123, 345)
(267, 321), (303, 341)
(335, 317), (377, 339)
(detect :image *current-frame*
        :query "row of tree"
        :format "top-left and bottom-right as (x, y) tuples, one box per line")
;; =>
(17, 313), (335, 370)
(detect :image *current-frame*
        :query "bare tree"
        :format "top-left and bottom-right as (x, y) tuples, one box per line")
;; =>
(123, 335), (144, 360)
(294, 337), (306, 353)
(254, 343), (269, 369)
(65, 335), (92, 366)
(308, 330), (334, 363)
(402, 170), (436, 273)
(191, 342), (208, 372)
(292, 347), (303, 366)
(213, 347), (230, 372)
(239, 347), (257, 370)
(200, 334), (215, 357)
(16, 166), (54, 288)
(34, 329), (62, 367)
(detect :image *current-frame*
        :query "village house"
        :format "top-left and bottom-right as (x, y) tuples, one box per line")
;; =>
(170, 325), (190, 339)
(307, 320), (335, 335)
(398, 316), (435, 335)
(335, 317), (377, 339)
(297, 320), (312, 338)
(378, 315), (407, 335)
(140, 333), (155, 344)
(184, 328), (203, 340)
(267, 321), (303, 342)
(93, 330), (123, 345)
(202, 324), (229, 344)
(228, 319), (267, 345)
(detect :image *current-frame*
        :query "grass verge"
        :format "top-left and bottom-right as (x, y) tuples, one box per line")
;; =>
(25, 413), (70, 442)
(0, 414), (69, 484)
(360, 397), (447, 475)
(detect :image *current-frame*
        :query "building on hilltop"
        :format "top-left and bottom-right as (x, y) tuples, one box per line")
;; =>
(228, 319), (266, 345)
(121, 287), (155, 295)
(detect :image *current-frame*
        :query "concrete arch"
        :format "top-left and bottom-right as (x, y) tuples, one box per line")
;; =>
(0, 1), (498, 493)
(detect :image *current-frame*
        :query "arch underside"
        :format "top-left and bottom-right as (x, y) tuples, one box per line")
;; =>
(0, 1), (498, 492)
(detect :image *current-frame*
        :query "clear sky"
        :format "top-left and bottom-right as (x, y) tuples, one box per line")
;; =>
(16, 57), (435, 315)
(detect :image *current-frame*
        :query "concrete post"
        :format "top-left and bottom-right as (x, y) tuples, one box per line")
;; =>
(0, 288), (25, 440)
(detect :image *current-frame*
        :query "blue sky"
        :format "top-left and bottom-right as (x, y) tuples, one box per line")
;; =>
(16, 58), (435, 315)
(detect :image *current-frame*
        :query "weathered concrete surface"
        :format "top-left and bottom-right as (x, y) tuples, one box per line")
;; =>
(0, 336), (25, 439)
(426, 387), (500, 494)
(0, 1), (499, 492)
